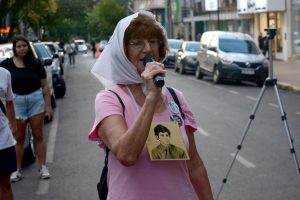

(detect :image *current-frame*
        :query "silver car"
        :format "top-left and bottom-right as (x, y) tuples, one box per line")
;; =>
(196, 31), (269, 86)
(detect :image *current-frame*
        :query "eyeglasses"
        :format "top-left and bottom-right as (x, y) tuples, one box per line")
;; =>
(129, 39), (161, 50)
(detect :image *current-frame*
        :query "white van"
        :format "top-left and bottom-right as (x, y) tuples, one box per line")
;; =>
(196, 31), (269, 86)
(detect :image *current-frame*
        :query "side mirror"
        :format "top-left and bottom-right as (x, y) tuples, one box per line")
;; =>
(52, 53), (59, 58)
(43, 58), (53, 66)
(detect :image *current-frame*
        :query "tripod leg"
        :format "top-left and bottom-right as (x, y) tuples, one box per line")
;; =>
(273, 84), (300, 181)
(216, 85), (267, 200)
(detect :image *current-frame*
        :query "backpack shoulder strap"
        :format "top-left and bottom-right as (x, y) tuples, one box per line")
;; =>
(108, 89), (125, 116)
(0, 100), (6, 115)
(166, 87), (185, 119)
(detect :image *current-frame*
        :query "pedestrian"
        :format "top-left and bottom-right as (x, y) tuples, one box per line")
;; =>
(0, 67), (17, 200)
(0, 35), (52, 182)
(64, 41), (75, 65)
(89, 10), (213, 200)
(91, 40), (96, 58)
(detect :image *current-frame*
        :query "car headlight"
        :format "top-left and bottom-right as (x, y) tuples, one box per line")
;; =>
(220, 57), (233, 65)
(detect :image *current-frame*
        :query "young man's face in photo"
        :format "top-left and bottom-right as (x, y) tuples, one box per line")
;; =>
(158, 132), (170, 146)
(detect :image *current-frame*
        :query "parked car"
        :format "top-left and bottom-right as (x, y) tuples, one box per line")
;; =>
(163, 39), (183, 68)
(74, 39), (88, 54)
(174, 41), (201, 74)
(196, 31), (269, 86)
(42, 42), (66, 98)
(30, 42), (57, 109)
(44, 41), (64, 75)
(99, 40), (108, 52)
(0, 43), (13, 62)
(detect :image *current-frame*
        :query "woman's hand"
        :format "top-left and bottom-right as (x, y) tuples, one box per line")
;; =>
(45, 106), (53, 120)
(141, 61), (166, 96)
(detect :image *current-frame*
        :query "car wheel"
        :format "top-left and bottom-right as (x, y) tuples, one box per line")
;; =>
(179, 61), (185, 74)
(51, 94), (56, 109)
(54, 77), (66, 98)
(213, 68), (221, 84)
(195, 65), (203, 79)
(174, 62), (179, 72)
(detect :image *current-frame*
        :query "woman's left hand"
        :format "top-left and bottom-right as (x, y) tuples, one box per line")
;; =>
(45, 106), (53, 120)
(141, 61), (166, 94)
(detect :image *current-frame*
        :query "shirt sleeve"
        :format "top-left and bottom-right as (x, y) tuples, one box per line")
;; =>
(172, 88), (198, 133)
(88, 90), (124, 147)
(5, 70), (14, 101)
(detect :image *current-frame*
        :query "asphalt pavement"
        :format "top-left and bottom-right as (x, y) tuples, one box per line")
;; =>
(273, 59), (300, 92)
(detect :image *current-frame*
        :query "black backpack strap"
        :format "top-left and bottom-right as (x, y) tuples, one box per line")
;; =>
(166, 87), (185, 119)
(108, 89), (125, 116)
(0, 100), (6, 115)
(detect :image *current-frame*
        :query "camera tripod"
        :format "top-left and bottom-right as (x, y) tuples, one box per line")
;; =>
(216, 28), (300, 200)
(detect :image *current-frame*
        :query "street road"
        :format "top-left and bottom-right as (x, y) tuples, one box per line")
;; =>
(12, 52), (300, 200)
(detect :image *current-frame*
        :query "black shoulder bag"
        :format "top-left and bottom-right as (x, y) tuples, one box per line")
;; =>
(97, 90), (125, 200)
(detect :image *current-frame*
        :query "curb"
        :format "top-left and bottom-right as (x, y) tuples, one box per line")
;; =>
(277, 82), (300, 92)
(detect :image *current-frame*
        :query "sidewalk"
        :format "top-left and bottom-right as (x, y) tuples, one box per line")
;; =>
(273, 60), (300, 92)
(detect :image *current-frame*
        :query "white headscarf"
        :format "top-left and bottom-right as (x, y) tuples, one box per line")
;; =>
(91, 10), (161, 88)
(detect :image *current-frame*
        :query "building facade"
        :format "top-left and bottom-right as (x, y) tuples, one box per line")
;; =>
(132, 0), (300, 61)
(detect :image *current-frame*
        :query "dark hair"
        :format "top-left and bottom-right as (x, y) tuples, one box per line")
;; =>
(12, 35), (38, 68)
(154, 124), (171, 137)
(124, 13), (169, 62)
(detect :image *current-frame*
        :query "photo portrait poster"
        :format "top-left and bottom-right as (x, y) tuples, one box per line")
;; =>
(146, 121), (189, 161)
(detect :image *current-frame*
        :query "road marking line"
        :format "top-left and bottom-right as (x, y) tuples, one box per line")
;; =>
(197, 127), (210, 136)
(229, 90), (239, 95)
(36, 179), (51, 195)
(296, 112), (300, 116)
(268, 103), (279, 108)
(46, 102), (59, 163)
(230, 153), (256, 168)
(36, 102), (59, 195)
(246, 96), (257, 101)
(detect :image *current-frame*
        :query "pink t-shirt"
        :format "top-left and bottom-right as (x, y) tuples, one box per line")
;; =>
(89, 85), (198, 200)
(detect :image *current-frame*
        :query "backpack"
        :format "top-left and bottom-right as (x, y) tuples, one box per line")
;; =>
(97, 87), (184, 200)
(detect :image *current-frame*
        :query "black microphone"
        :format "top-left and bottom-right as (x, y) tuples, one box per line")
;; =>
(143, 55), (165, 87)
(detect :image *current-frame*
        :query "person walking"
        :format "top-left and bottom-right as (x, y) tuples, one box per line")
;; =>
(64, 41), (75, 65)
(89, 11), (213, 200)
(0, 35), (52, 182)
(91, 40), (96, 58)
(0, 67), (17, 200)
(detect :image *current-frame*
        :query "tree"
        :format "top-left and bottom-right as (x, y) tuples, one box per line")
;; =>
(86, 0), (127, 42)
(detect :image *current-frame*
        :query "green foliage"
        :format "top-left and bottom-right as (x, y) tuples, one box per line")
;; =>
(86, 0), (127, 42)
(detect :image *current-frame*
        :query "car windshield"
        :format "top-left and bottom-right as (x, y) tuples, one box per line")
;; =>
(168, 40), (181, 49)
(185, 42), (200, 52)
(219, 39), (260, 54)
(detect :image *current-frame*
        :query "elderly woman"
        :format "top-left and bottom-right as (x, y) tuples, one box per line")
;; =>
(89, 11), (213, 200)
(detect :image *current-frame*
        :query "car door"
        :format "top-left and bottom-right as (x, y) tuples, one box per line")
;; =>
(205, 35), (218, 73)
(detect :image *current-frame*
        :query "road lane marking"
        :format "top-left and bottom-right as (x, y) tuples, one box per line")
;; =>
(36, 179), (51, 195)
(197, 127), (210, 136)
(36, 101), (60, 195)
(296, 112), (300, 116)
(268, 103), (279, 108)
(230, 153), (256, 168)
(246, 96), (257, 101)
(229, 90), (239, 95)
(46, 102), (60, 163)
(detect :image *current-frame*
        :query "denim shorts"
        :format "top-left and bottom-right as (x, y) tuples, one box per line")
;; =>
(0, 146), (17, 175)
(14, 89), (45, 121)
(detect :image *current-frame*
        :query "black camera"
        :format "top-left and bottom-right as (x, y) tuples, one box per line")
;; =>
(264, 28), (277, 40)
